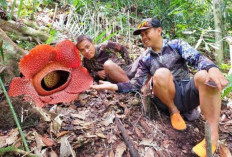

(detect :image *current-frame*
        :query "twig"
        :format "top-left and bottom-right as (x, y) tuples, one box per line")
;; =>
(115, 117), (140, 157)
(0, 77), (30, 152)
(205, 121), (212, 157)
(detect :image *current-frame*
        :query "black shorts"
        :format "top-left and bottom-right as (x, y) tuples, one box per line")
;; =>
(152, 78), (199, 113)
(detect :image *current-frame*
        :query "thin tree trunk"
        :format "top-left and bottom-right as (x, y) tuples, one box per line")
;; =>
(212, 0), (224, 64)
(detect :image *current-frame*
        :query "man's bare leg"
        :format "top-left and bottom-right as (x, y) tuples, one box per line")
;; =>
(104, 60), (129, 83)
(194, 70), (221, 145)
(152, 68), (186, 130)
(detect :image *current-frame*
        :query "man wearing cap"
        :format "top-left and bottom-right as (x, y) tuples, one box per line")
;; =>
(92, 18), (228, 157)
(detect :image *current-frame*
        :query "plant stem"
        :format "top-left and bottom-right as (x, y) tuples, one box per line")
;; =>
(0, 146), (37, 157)
(205, 121), (212, 157)
(9, 0), (17, 20)
(0, 77), (30, 152)
(17, 0), (24, 18)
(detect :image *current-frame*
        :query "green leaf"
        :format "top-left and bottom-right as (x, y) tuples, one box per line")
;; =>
(94, 30), (107, 44)
(222, 75), (232, 98)
(101, 31), (118, 44)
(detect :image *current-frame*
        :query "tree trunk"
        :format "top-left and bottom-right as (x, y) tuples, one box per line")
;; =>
(212, 0), (224, 64)
(0, 27), (26, 55)
(226, 36), (232, 75)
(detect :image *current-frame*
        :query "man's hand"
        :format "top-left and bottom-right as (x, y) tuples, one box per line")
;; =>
(206, 67), (229, 91)
(97, 70), (106, 79)
(91, 80), (118, 91)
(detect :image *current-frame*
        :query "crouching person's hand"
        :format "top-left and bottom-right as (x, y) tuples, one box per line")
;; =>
(91, 80), (118, 91)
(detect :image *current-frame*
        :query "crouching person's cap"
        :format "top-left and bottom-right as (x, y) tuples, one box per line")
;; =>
(133, 18), (162, 35)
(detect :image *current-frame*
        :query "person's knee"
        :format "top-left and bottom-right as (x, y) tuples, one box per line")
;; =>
(194, 70), (208, 86)
(153, 68), (172, 85)
(104, 60), (115, 71)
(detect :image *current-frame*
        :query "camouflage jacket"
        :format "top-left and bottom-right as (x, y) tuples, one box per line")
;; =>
(117, 39), (217, 93)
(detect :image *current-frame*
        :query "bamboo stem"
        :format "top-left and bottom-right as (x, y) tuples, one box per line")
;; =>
(0, 77), (30, 152)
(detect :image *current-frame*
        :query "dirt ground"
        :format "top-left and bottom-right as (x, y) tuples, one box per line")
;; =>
(0, 88), (231, 157)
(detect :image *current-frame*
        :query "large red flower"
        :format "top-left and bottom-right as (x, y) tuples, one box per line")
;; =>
(8, 40), (93, 107)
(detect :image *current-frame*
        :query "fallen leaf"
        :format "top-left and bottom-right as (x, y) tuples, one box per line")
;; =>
(109, 150), (114, 157)
(51, 115), (63, 134)
(49, 150), (58, 157)
(57, 131), (70, 138)
(107, 134), (117, 144)
(144, 147), (154, 157)
(101, 112), (115, 126)
(72, 119), (85, 125)
(96, 133), (106, 139)
(0, 136), (7, 148)
(71, 110), (87, 120)
(42, 137), (54, 147)
(60, 136), (76, 157)
(115, 142), (126, 157)
(219, 145), (232, 157)
(139, 138), (153, 146)
(6, 129), (19, 146)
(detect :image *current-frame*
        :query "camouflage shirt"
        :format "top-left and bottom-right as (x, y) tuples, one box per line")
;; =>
(117, 39), (217, 93)
(82, 41), (132, 80)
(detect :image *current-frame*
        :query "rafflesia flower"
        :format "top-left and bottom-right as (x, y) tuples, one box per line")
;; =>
(8, 40), (93, 107)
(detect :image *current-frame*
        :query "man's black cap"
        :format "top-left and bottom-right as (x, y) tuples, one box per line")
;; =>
(133, 18), (162, 35)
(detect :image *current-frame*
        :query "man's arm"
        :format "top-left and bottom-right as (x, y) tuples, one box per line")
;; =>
(207, 67), (229, 91)
(91, 80), (118, 91)
(175, 39), (228, 90)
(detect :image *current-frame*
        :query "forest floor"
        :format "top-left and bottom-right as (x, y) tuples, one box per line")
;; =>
(0, 87), (231, 157)
(0, 3), (232, 156)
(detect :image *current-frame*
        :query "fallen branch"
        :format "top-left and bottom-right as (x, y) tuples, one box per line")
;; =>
(115, 117), (140, 157)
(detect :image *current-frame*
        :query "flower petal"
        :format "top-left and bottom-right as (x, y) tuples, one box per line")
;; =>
(65, 66), (93, 94)
(8, 77), (45, 107)
(55, 40), (81, 68)
(19, 45), (56, 78)
(49, 90), (79, 104)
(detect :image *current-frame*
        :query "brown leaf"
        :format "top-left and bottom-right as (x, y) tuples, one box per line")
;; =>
(134, 126), (143, 139)
(57, 131), (70, 138)
(42, 137), (54, 147)
(115, 142), (126, 157)
(49, 150), (58, 157)
(140, 119), (153, 134)
(144, 147), (155, 157)
(219, 145), (232, 157)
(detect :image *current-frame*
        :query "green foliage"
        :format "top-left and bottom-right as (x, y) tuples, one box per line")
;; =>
(94, 27), (118, 44)
(0, 40), (4, 62)
(222, 75), (232, 98)
(46, 29), (57, 44)
(18, 41), (37, 51)
(0, 0), (8, 11)
(219, 63), (231, 73)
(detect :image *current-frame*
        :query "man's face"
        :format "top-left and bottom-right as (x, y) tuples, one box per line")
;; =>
(140, 27), (162, 48)
(76, 39), (96, 59)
